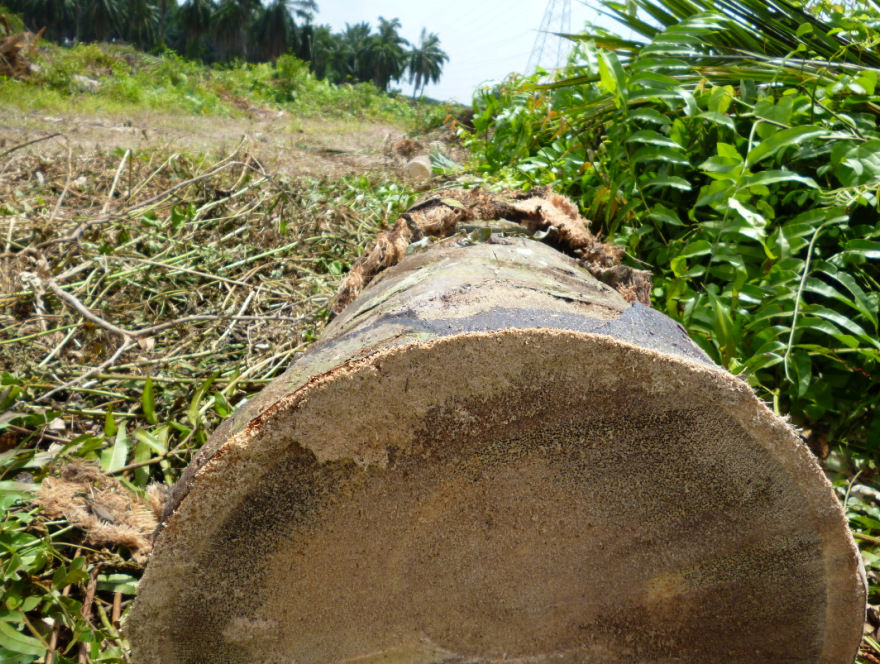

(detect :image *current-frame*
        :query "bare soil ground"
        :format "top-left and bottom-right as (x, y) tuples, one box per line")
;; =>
(0, 106), (409, 178)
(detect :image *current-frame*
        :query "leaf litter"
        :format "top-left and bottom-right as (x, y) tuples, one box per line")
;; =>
(0, 127), (421, 661)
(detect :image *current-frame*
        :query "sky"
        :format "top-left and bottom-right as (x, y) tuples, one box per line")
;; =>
(313, 0), (623, 103)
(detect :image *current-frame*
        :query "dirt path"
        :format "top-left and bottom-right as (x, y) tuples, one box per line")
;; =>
(0, 107), (409, 179)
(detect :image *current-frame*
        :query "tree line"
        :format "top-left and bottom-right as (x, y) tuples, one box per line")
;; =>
(4, 0), (448, 96)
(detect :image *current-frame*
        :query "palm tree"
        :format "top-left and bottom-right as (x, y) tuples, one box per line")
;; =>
(367, 16), (408, 91)
(295, 20), (313, 61)
(406, 29), (448, 99)
(251, 0), (298, 61)
(339, 21), (373, 81)
(577, 0), (880, 69)
(289, 0), (315, 22)
(22, 0), (75, 41)
(178, 0), (213, 54)
(125, 0), (160, 49)
(212, 0), (260, 60)
(82, 0), (126, 41)
(307, 24), (339, 79)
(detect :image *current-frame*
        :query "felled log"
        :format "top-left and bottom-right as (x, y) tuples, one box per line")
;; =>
(127, 192), (865, 664)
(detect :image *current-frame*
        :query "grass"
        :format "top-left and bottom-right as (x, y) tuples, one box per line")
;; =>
(0, 40), (456, 131)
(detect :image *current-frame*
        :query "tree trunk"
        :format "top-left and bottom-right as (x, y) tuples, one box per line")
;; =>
(128, 224), (865, 663)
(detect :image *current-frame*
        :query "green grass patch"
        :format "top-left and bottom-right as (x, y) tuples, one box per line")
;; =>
(1, 42), (432, 124)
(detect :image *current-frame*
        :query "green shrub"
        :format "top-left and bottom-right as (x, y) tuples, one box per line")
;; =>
(462, 3), (880, 459)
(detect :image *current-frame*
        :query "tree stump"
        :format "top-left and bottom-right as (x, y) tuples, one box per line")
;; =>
(128, 232), (865, 663)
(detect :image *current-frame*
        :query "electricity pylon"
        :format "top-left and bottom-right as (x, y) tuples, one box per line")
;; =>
(526, 0), (573, 73)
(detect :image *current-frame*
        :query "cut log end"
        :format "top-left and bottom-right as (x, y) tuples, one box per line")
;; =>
(128, 328), (864, 664)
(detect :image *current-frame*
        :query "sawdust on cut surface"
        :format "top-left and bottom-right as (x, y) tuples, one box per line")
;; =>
(36, 461), (165, 562)
(127, 329), (865, 664)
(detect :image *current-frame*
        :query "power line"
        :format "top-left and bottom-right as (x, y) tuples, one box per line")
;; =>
(525, 0), (572, 73)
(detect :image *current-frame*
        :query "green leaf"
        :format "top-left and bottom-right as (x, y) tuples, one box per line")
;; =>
(189, 372), (220, 429)
(795, 316), (842, 338)
(708, 85), (734, 114)
(678, 240), (713, 258)
(705, 289), (736, 365)
(746, 126), (828, 165)
(632, 146), (689, 165)
(133, 429), (167, 455)
(815, 267), (878, 327)
(606, 51), (628, 100)
(698, 111), (735, 130)
(52, 556), (88, 590)
(133, 438), (152, 487)
(677, 88), (698, 117)
(855, 70), (877, 95)
(626, 130), (681, 148)
(630, 71), (680, 88)
(630, 108), (671, 125)
(648, 204), (685, 226)
(790, 350), (812, 397)
(169, 205), (185, 232)
(142, 376), (157, 426)
(696, 180), (735, 207)
(831, 139), (880, 186)
(103, 405), (117, 437)
(0, 480), (36, 502)
(699, 155), (742, 177)
(754, 96), (794, 129)
(71, 435), (106, 459)
(842, 239), (880, 259)
(641, 175), (692, 190)
(213, 391), (231, 418)
(727, 199), (766, 229)
(100, 422), (129, 474)
(670, 256), (704, 278)
(796, 22), (813, 36)
(20, 597), (40, 613)
(742, 170), (818, 189)
(0, 620), (44, 656)
(597, 53), (617, 95)
(97, 573), (139, 595)
(717, 143), (741, 160)
(808, 305), (879, 348)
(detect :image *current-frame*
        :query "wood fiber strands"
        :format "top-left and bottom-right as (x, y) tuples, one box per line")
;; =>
(128, 229), (866, 664)
(331, 187), (652, 312)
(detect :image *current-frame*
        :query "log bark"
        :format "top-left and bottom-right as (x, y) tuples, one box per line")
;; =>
(128, 233), (865, 664)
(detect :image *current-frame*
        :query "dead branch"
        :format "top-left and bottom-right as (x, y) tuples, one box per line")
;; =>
(0, 133), (62, 160)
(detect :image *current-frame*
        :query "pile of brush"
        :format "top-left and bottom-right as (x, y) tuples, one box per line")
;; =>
(0, 15), (41, 79)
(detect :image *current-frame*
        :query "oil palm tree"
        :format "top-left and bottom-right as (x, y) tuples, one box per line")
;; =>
(212, 0), (260, 60)
(178, 0), (213, 46)
(406, 29), (448, 99)
(367, 16), (408, 91)
(339, 21), (372, 81)
(21, 0), (75, 40)
(125, 0), (160, 49)
(251, 0), (298, 61)
(307, 24), (339, 79)
(289, 0), (315, 22)
(82, 0), (126, 41)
